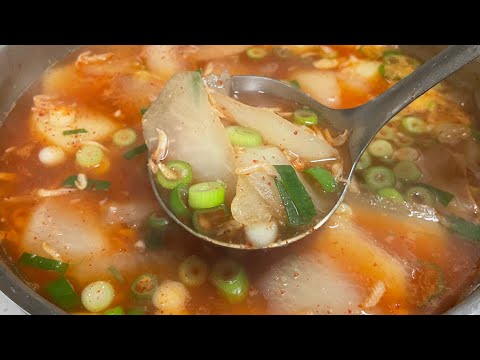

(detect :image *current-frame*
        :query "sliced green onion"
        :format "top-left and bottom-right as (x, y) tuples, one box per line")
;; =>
(140, 107), (149, 116)
(226, 126), (263, 147)
(113, 128), (137, 147)
(46, 277), (81, 310)
(417, 263), (444, 307)
(123, 144), (148, 160)
(363, 166), (396, 190)
(107, 265), (125, 284)
(394, 147), (420, 161)
(443, 215), (480, 241)
(188, 181), (225, 209)
(377, 187), (404, 204)
(293, 109), (318, 126)
(416, 183), (454, 206)
(209, 258), (249, 304)
(274, 178), (303, 227)
(274, 165), (317, 225)
(156, 160), (193, 190)
(148, 214), (169, 231)
(289, 80), (301, 89)
(63, 175), (111, 191)
(178, 255), (208, 288)
(393, 161), (422, 182)
(405, 186), (436, 207)
(197, 68), (203, 76)
(377, 126), (396, 140)
(126, 308), (145, 315)
(76, 145), (104, 168)
(63, 128), (88, 136)
(379, 155), (396, 165)
(19, 252), (68, 274)
(246, 47), (267, 59)
(383, 50), (401, 58)
(131, 274), (158, 300)
(81, 281), (115, 313)
(402, 116), (428, 135)
(378, 64), (385, 76)
(170, 184), (191, 219)
(368, 139), (394, 158)
(192, 205), (229, 235)
(104, 306), (125, 315)
(304, 167), (337, 193)
(356, 152), (372, 171)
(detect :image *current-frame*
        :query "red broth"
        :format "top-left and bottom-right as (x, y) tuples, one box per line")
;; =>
(1, 45), (479, 315)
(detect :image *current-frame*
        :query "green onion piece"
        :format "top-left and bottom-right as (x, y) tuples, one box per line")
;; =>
(107, 265), (125, 284)
(363, 166), (396, 190)
(378, 64), (385, 76)
(393, 147), (419, 161)
(62, 175), (111, 191)
(19, 252), (68, 274)
(104, 306), (125, 315)
(76, 145), (104, 168)
(197, 68), (203, 76)
(418, 263), (445, 307)
(113, 128), (137, 147)
(131, 274), (158, 300)
(246, 47), (267, 59)
(377, 187), (404, 204)
(356, 152), (372, 171)
(81, 281), (115, 313)
(209, 258), (249, 304)
(144, 228), (165, 250)
(289, 80), (301, 89)
(472, 128), (480, 142)
(402, 116), (428, 135)
(140, 107), (149, 116)
(192, 205), (229, 235)
(148, 214), (169, 231)
(188, 181), (225, 209)
(416, 183), (454, 206)
(178, 255), (208, 288)
(368, 139), (394, 158)
(156, 160), (193, 190)
(170, 184), (192, 219)
(383, 50), (401, 58)
(443, 215), (480, 241)
(274, 178), (303, 227)
(304, 167), (337, 193)
(123, 144), (148, 160)
(274, 165), (317, 225)
(293, 109), (318, 126)
(404, 186), (436, 207)
(377, 126), (396, 141)
(226, 126), (263, 147)
(393, 160), (422, 182)
(126, 308), (145, 315)
(63, 128), (88, 136)
(46, 277), (81, 310)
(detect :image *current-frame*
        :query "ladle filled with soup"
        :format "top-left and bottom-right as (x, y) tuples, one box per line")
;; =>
(1, 45), (480, 315)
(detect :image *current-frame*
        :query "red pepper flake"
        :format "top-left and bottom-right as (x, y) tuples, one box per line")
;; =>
(253, 159), (258, 164)
(294, 131), (298, 135)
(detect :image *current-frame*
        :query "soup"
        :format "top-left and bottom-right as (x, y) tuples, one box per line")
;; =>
(1, 45), (480, 314)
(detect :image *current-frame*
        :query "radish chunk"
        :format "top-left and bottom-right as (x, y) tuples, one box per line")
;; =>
(292, 70), (341, 108)
(231, 176), (273, 225)
(245, 221), (278, 247)
(257, 254), (365, 314)
(212, 92), (338, 162)
(143, 72), (237, 201)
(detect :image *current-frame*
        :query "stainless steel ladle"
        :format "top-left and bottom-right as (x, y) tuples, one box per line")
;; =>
(149, 45), (480, 250)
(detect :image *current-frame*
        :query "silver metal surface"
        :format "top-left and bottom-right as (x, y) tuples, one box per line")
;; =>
(150, 45), (480, 251)
(1, 45), (480, 314)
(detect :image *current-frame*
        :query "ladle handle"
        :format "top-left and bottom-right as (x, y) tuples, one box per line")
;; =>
(349, 45), (480, 158)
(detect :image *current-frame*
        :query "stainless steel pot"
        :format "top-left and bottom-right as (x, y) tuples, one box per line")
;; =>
(1, 45), (479, 315)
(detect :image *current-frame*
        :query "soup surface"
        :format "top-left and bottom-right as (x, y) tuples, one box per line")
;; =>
(1, 45), (480, 315)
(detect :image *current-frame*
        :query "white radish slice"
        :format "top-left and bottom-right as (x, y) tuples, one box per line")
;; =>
(245, 221), (278, 248)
